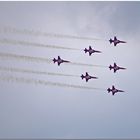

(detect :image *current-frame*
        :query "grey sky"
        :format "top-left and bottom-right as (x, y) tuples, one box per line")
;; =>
(0, 1), (140, 139)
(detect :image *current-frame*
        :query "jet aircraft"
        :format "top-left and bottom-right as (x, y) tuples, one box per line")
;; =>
(109, 36), (126, 46)
(81, 72), (98, 82)
(53, 56), (70, 66)
(109, 63), (126, 73)
(84, 46), (101, 56)
(107, 85), (124, 95)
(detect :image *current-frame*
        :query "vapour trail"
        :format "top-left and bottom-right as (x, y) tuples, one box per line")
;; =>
(0, 52), (108, 68)
(0, 52), (52, 63)
(69, 62), (108, 68)
(0, 75), (106, 91)
(0, 26), (101, 41)
(0, 66), (79, 77)
(0, 38), (80, 50)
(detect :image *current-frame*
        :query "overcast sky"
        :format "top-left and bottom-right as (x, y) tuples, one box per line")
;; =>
(0, 1), (140, 139)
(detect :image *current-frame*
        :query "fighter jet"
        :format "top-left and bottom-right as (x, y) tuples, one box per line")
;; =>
(84, 46), (101, 56)
(109, 36), (126, 46)
(81, 72), (98, 82)
(107, 85), (124, 95)
(53, 56), (70, 66)
(109, 63), (126, 73)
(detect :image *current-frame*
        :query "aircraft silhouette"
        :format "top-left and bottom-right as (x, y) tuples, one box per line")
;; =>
(81, 72), (98, 82)
(107, 85), (124, 95)
(53, 56), (70, 66)
(109, 63), (126, 73)
(109, 36), (126, 46)
(84, 46), (101, 56)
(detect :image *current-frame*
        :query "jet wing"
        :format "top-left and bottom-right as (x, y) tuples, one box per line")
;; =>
(89, 52), (92, 56)
(86, 72), (88, 76)
(112, 92), (115, 95)
(114, 69), (117, 73)
(114, 36), (117, 41)
(58, 62), (61, 66)
(112, 85), (115, 90)
(58, 56), (61, 60)
(89, 46), (92, 50)
(114, 63), (117, 67)
(114, 42), (117, 46)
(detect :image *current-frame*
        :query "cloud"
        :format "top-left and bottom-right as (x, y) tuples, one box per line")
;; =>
(108, 2), (140, 36)
(0, 2), (140, 139)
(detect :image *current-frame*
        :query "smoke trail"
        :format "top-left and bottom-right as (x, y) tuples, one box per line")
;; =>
(0, 38), (80, 50)
(0, 52), (52, 63)
(47, 72), (79, 77)
(0, 66), (79, 77)
(69, 62), (108, 68)
(0, 52), (108, 68)
(0, 75), (105, 91)
(1, 26), (101, 41)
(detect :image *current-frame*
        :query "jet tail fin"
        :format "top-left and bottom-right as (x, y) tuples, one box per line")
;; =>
(107, 88), (111, 93)
(53, 58), (56, 63)
(84, 48), (88, 53)
(81, 74), (84, 79)
(109, 39), (113, 44)
(109, 65), (112, 70)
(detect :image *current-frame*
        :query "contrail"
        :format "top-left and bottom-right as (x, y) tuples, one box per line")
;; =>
(0, 66), (79, 77)
(0, 38), (80, 51)
(0, 75), (106, 91)
(0, 52), (108, 68)
(0, 52), (52, 63)
(0, 26), (101, 41)
(69, 62), (108, 68)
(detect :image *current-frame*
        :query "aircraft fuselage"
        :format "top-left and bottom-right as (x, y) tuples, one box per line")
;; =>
(109, 64), (126, 73)
(81, 73), (98, 82)
(84, 47), (101, 56)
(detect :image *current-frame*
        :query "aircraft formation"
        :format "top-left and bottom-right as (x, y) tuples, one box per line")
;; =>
(0, 27), (127, 96)
(53, 36), (126, 96)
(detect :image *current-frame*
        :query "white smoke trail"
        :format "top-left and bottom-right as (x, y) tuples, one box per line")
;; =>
(0, 26), (101, 41)
(0, 52), (52, 63)
(69, 62), (108, 68)
(0, 52), (108, 68)
(0, 38), (80, 50)
(0, 66), (79, 77)
(0, 75), (105, 91)
(47, 72), (79, 77)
